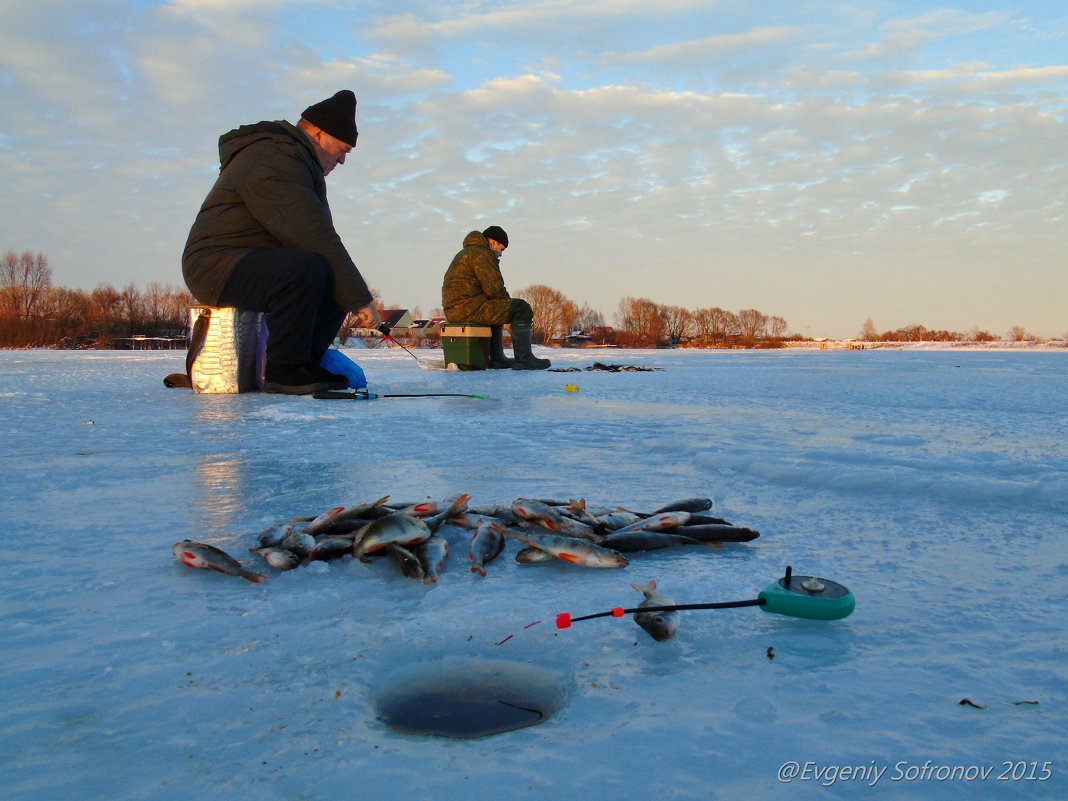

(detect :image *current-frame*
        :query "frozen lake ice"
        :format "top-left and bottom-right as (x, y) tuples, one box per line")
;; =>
(1, 346), (1065, 800)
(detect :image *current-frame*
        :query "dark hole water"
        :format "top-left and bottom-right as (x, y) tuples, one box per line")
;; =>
(373, 657), (566, 739)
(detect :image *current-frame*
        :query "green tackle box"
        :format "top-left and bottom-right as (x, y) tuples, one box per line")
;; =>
(442, 324), (491, 370)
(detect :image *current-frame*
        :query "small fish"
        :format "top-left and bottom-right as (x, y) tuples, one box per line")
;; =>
(600, 531), (700, 552)
(256, 523), (296, 548)
(469, 519), (506, 576)
(498, 524), (629, 569)
(248, 546), (302, 570)
(304, 495), (391, 534)
(173, 540), (264, 583)
(302, 505), (346, 535)
(352, 513), (432, 559)
(676, 524), (759, 542)
(307, 536), (355, 561)
(611, 511), (692, 535)
(631, 580), (680, 642)
(684, 513), (733, 526)
(280, 529), (316, 558)
(512, 498), (599, 540)
(311, 518), (374, 536)
(466, 503), (513, 517)
(595, 511), (643, 530)
(395, 492), (465, 518)
(650, 497), (713, 514)
(415, 535), (449, 584)
(515, 545), (556, 563)
(424, 493), (471, 533)
(565, 498), (609, 533)
(448, 512), (504, 530)
(386, 543), (425, 580)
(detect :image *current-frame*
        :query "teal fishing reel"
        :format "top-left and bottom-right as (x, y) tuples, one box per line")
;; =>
(555, 565), (855, 629)
(757, 566), (855, 621)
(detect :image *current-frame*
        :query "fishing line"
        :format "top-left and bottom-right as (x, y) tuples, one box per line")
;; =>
(376, 323), (428, 368)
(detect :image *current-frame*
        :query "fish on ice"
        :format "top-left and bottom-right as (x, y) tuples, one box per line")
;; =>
(173, 540), (264, 583)
(631, 580), (680, 642)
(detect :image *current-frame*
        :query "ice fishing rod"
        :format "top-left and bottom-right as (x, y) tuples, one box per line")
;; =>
(313, 388), (486, 400)
(376, 322), (425, 365)
(554, 566), (856, 629)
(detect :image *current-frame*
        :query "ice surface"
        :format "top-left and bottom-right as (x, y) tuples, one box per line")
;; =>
(1, 347), (1065, 800)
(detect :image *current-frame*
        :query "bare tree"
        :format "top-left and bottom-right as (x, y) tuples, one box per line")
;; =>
(736, 308), (767, 346)
(859, 319), (877, 341)
(615, 296), (666, 347)
(1008, 325), (1031, 342)
(660, 305), (693, 344)
(516, 284), (577, 345)
(118, 282), (146, 334)
(767, 315), (789, 341)
(0, 251), (52, 319)
(573, 303), (605, 332)
(692, 306), (736, 343)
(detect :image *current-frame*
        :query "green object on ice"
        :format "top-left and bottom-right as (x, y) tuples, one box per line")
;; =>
(758, 569), (856, 620)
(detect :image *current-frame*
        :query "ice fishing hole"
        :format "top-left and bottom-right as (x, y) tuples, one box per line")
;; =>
(373, 657), (565, 739)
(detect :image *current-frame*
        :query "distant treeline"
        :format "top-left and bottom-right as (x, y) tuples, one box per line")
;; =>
(857, 319), (1038, 344)
(1, 251), (192, 348)
(1, 251), (1046, 350)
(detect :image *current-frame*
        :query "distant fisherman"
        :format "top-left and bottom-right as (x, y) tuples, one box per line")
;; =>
(441, 226), (550, 370)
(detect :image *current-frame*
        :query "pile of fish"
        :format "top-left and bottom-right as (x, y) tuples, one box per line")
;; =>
(171, 494), (759, 586)
(549, 363), (664, 372)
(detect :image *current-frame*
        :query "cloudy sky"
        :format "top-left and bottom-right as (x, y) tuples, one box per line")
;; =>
(1, 0), (1065, 338)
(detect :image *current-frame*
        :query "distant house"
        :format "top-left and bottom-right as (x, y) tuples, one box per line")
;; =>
(351, 308), (414, 338)
(410, 317), (446, 338)
(380, 309), (414, 333)
(562, 330), (593, 347)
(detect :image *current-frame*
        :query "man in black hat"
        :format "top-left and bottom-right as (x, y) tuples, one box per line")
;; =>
(182, 90), (381, 394)
(441, 226), (550, 370)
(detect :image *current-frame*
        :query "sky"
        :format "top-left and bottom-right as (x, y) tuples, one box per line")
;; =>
(1, 0), (1066, 339)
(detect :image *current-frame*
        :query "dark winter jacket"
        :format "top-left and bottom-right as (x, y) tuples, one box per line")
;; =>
(182, 120), (372, 313)
(441, 231), (515, 325)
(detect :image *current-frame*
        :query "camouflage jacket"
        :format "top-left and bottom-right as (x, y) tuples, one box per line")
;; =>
(182, 120), (373, 313)
(440, 231), (514, 325)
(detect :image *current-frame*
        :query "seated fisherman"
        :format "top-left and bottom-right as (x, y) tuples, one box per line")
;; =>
(182, 89), (380, 394)
(440, 226), (550, 371)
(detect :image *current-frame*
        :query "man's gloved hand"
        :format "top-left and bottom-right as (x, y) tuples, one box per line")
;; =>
(355, 304), (381, 330)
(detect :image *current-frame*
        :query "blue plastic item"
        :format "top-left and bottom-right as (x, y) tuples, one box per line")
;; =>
(321, 348), (368, 389)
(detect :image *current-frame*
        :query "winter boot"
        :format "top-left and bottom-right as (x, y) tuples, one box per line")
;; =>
(487, 325), (515, 369)
(511, 323), (551, 370)
(264, 364), (330, 395)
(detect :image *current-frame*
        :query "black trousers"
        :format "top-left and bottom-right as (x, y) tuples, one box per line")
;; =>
(219, 248), (345, 368)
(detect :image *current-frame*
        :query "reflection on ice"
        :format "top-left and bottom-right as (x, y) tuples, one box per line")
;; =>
(192, 454), (250, 532)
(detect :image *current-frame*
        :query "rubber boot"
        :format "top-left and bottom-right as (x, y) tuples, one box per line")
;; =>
(487, 325), (515, 369)
(511, 323), (551, 370)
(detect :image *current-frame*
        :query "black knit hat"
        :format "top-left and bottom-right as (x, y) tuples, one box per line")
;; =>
(483, 225), (509, 248)
(301, 90), (358, 146)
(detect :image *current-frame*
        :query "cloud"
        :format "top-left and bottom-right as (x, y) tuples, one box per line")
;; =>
(1, 0), (1065, 337)
(847, 8), (1009, 59)
(605, 26), (801, 65)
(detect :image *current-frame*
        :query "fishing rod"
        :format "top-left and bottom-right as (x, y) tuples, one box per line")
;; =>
(313, 389), (486, 400)
(554, 566), (856, 629)
(376, 322), (425, 366)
